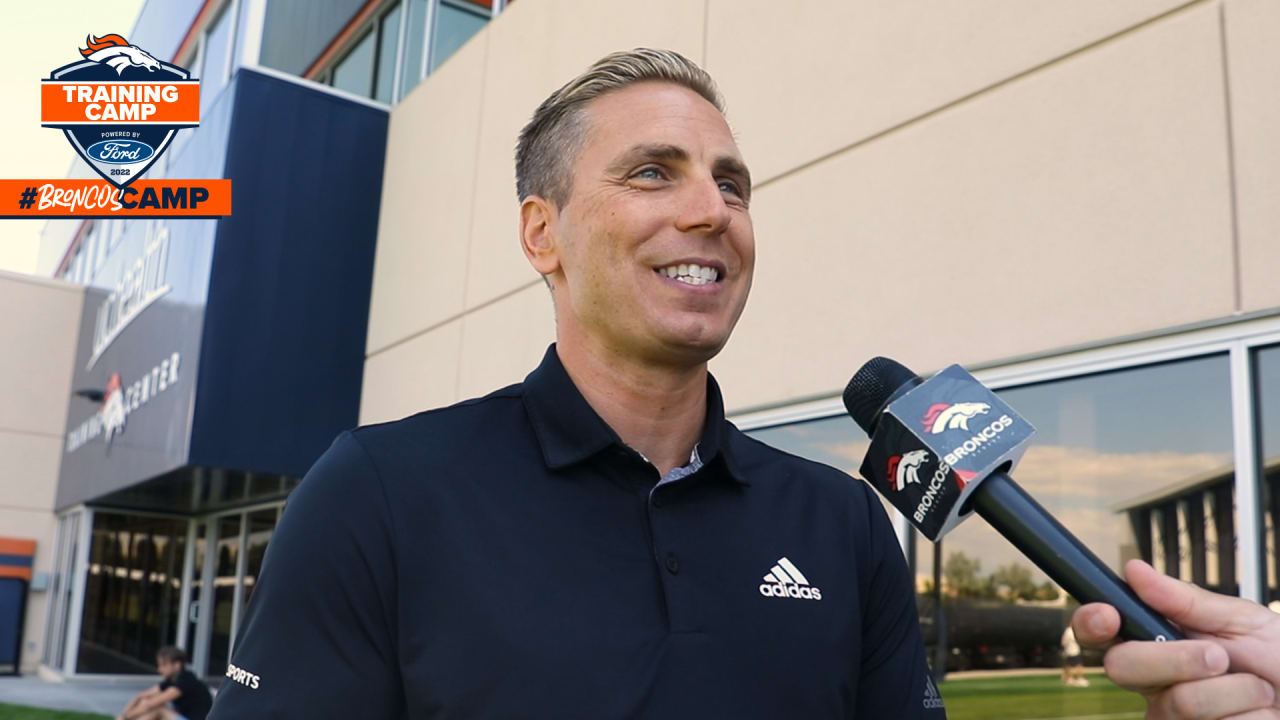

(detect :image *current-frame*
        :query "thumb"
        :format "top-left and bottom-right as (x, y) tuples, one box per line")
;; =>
(1125, 559), (1268, 636)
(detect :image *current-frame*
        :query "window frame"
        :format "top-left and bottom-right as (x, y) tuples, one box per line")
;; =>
(730, 312), (1280, 603)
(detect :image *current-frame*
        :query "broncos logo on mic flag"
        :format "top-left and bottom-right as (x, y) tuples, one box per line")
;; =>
(41, 33), (199, 188)
(920, 402), (990, 434)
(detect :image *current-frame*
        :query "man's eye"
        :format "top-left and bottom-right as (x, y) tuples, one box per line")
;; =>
(718, 180), (744, 198)
(632, 167), (664, 181)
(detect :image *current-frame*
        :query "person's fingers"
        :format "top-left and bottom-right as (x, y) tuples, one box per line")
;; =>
(1073, 602), (1121, 647)
(1102, 639), (1228, 689)
(1147, 673), (1277, 719)
(1125, 560), (1270, 636)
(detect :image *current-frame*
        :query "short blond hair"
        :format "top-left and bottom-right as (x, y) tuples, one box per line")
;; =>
(515, 48), (723, 207)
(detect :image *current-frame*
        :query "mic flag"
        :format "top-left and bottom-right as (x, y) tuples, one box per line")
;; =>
(856, 364), (1035, 541)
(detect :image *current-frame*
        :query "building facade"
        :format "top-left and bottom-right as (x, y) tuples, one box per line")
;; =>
(358, 0), (1280, 677)
(23, 0), (1280, 698)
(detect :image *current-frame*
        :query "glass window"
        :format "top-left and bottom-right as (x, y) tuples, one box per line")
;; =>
(204, 514), (241, 678)
(429, 0), (489, 73)
(399, 0), (429, 98)
(82, 226), (97, 282)
(333, 29), (377, 98)
(746, 354), (1234, 712)
(93, 223), (109, 275)
(201, 3), (234, 113)
(77, 513), (188, 673)
(374, 2), (403, 103)
(240, 509), (278, 614)
(1256, 344), (1280, 604)
(42, 511), (81, 671)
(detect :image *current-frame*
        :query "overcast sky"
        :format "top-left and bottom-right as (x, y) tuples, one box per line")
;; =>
(0, 1), (147, 276)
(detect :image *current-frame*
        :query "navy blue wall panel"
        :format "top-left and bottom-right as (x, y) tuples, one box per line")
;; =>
(189, 69), (388, 476)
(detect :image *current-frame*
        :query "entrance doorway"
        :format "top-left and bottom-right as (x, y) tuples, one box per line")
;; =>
(43, 503), (282, 680)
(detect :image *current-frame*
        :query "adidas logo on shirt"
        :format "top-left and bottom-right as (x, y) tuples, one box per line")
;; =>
(923, 672), (945, 710)
(758, 557), (822, 600)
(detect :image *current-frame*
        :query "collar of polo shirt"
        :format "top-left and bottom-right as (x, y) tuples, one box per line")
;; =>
(521, 344), (747, 485)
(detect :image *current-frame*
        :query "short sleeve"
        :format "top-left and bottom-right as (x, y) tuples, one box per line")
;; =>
(854, 482), (948, 718)
(208, 432), (403, 719)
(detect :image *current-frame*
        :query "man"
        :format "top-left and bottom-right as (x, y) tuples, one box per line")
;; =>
(209, 49), (1280, 718)
(118, 646), (212, 720)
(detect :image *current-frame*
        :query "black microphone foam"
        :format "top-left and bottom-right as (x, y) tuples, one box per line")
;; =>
(843, 356), (918, 436)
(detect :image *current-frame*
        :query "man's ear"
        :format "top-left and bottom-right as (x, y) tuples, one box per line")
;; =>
(520, 195), (561, 278)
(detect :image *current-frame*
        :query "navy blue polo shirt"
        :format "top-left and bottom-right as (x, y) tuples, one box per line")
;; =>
(210, 345), (945, 719)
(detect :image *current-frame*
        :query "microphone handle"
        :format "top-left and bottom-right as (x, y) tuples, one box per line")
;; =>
(969, 471), (1183, 642)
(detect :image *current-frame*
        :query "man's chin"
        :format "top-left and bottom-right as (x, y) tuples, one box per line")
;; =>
(649, 331), (729, 366)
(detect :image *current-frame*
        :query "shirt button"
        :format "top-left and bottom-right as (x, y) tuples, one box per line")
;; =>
(665, 553), (680, 574)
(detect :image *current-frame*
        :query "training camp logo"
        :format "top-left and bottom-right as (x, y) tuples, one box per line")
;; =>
(758, 557), (822, 600)
(42, 33), (199, 189)
(887, 449), (929, 491)
(921, 402), (990, 434)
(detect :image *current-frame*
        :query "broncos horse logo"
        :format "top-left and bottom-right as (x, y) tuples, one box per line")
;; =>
(100, 373), (127, 444)
(887, 449), (929, 491)
(921, 402), (990, 434)
(80, 34), (161, 75)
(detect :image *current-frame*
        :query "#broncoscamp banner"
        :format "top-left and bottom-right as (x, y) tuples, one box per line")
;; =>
(0, 33), (230, 218)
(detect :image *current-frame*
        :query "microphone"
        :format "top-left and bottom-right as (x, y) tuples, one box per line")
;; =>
(843, 356), (1181, 643)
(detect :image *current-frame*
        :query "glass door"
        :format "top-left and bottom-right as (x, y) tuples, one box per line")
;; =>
(203, 514), (241, 678)
(186, 503), (283, 681)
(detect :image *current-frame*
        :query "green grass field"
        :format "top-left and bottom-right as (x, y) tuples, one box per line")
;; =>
(0, 673), (1145, 720)
(940, 672), (1146, 720)
(0, 705), (109, 720)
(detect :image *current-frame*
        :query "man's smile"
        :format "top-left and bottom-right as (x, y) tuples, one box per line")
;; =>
(652, 259), (727, 290)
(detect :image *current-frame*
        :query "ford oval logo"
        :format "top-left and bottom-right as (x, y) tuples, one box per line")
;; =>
(86, 140), (155, 165)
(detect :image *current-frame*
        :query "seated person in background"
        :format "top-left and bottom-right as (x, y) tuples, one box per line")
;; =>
(117, 646), (213, 720)
(1060, 625), (1087, 688)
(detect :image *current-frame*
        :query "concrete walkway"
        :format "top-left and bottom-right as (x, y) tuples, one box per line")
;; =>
(0, 674), (154, 717)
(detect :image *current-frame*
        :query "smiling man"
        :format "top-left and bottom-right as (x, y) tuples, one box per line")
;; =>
(209, 49), (943, 718)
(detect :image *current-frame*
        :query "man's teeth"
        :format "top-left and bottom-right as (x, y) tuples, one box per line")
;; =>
(656, 264), (719, 285)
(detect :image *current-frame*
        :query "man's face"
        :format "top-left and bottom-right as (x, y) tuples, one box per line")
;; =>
(157, 657), (180, 679)
(549, 81), (754, 367)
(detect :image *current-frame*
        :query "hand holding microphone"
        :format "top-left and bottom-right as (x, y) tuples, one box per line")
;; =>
(845, 356), (1280, 719)
(1073, 560), (1280, 719)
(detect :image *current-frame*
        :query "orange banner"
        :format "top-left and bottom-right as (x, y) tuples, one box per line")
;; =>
(0, 179), (231, 217)
(0, 538), (35, 581)
(41, 81), (200, 125)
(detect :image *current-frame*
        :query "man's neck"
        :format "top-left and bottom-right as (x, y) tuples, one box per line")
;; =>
(555, 339), (708, 477)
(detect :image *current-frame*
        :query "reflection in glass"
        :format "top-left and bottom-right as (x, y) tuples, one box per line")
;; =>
(429, 0), (488, 73)
(42, 512), (81, 671)
(201, 4), (233, 113)
(242, 509), (277, 613)
(205, 515), (241, 678)
(333, 30), (376, 98)
(77, 513), (187, 673)
(374, 2), (403, 103)
(400, 0), (429, 98)
(1255, 344), (1280, 603)
(745, 354), (1235, 708)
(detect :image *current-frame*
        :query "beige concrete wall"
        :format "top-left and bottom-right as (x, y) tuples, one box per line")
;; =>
(1224, 0), (1280, 312)
(0, 270), (83, 673)
(363, 0), (1276, 424)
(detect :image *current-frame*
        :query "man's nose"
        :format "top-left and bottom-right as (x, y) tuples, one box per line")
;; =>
(674, 175), (732, 236)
